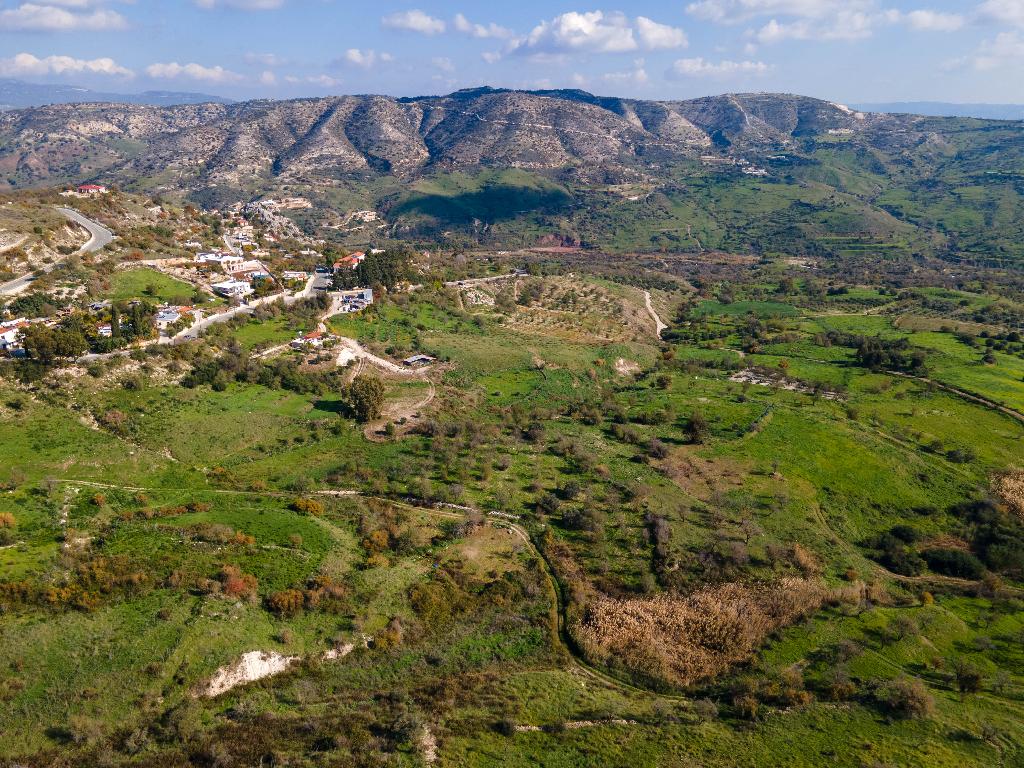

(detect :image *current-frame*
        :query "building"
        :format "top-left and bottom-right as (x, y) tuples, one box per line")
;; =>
(77, 183), (108, 196)
(290, 331), (332, 350)
(212, 279), (254, 299)
(282, 271), (310, 282)
(97, 325), (113, 338)
(154, 307), (182, 330)
(196, 252), (244, 271)
(402, 354), (435, 368)
(0, 319), (28, 351)
(340, 287), (373, 304)
(333, 252), (366, 272)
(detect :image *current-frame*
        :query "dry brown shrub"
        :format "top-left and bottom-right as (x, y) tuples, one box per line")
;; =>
(993, 470), (1024, 521)
(574, 578), (827, 688)
(790, 543), (822, 576)
(0, 512), (15, 528)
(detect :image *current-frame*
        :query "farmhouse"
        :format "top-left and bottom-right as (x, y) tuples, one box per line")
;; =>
(77, 183), (108, 196)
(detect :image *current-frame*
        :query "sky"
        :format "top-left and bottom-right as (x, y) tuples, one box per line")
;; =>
(0, 1), (1022, 104)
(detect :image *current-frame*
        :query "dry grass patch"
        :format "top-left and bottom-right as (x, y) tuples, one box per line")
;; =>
(574, 578), (830, 688)
(659, 448), (750, 501)
(994, 470), (1024, 521)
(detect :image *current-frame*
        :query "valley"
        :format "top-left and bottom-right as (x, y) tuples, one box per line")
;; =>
(0, 90), (1023, 767)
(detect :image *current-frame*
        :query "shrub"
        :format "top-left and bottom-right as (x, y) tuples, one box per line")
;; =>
(266, 589), (305, 617)
(922, 548), (985, 579)
(875, 676), (934, 719)
(218, 566), (257, 600)
(291, 498), (325, 516)
(0, 513), (15, 529)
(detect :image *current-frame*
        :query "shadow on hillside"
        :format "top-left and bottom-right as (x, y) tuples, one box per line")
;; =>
(389, 182), (572, 224)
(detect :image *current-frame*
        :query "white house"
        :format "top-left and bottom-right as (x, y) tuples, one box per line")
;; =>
(0, 319), (27, 351)
(154, 307), (182, 330)
(196, 252), (244, 271)
(212, 279), (254, 299)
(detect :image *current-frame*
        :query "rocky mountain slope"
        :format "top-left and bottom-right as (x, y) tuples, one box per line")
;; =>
(0, 88), (923, 195)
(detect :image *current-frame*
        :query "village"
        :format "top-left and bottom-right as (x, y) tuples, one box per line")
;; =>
(0, 190), (387, 363)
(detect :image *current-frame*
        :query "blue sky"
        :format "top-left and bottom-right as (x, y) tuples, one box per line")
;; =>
(0, 1), (1022, 103)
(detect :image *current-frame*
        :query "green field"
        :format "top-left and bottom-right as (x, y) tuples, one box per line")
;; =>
(1, 251), (1023, 767)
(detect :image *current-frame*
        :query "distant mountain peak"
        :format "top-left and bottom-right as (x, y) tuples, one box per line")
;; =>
(0, 78), (233, 111)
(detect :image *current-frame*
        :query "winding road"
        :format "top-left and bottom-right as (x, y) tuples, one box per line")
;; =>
(0, 207), (114, 296)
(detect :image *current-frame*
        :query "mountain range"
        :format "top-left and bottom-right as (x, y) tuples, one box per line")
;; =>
(0, 78), (232, 112)
(0, 87), (1021, 262)
(0, 87), (980, 192)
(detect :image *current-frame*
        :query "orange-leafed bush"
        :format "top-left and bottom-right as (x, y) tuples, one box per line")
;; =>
(219, 565), (258, 600)
(291, 498), (326, 516)
(266, 589), (305, 617)
(0, 513), (15, 528)
(574, 578), (828, 688)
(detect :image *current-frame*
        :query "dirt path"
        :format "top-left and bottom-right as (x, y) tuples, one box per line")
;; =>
(889, 371), (1024, 425)
(643, 290), (667, 340)
(363, 378), (437, 440)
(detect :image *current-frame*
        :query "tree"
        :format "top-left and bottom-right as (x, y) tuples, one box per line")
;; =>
(952, 657), (983, 698)
(684, 409), (710, 444)
(347, 374), (386, 422)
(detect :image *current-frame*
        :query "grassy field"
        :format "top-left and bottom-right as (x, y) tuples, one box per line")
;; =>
(0, 266), (1022, 766)
(107, 267), (199, 304)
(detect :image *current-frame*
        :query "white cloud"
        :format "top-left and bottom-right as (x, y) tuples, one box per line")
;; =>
(747, 4), (961, 44)
(635, 16), (688, 49)
(668, 56), (769, 76)
(146, 61), (242, 83)
(515, 11), (638, 55)
(432, 56), (455, 73)
(194, 0), (285, 10)
(0, 51), (133, 77)
(972, 30), (1024, 69)
(0, 2), (127, 31)
(258, 70), (276, 86)
(686, 0), (862, 23)
(753, 12), (878, 42)
(341, 48), (393, 69)
(977, 0), (1024, 27)
(381, 9), (445, 35)
(453, 12), (513, 39)
(505, 11), (687, 58)
(284, 73), (342, 88)
(244, 52), (287, 67)
(603, 58), (649, 85)
(481, 50), (502, 64)
(901, 9), (964, 31)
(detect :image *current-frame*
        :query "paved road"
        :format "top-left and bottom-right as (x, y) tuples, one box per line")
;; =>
(0, 207), (114, 296)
